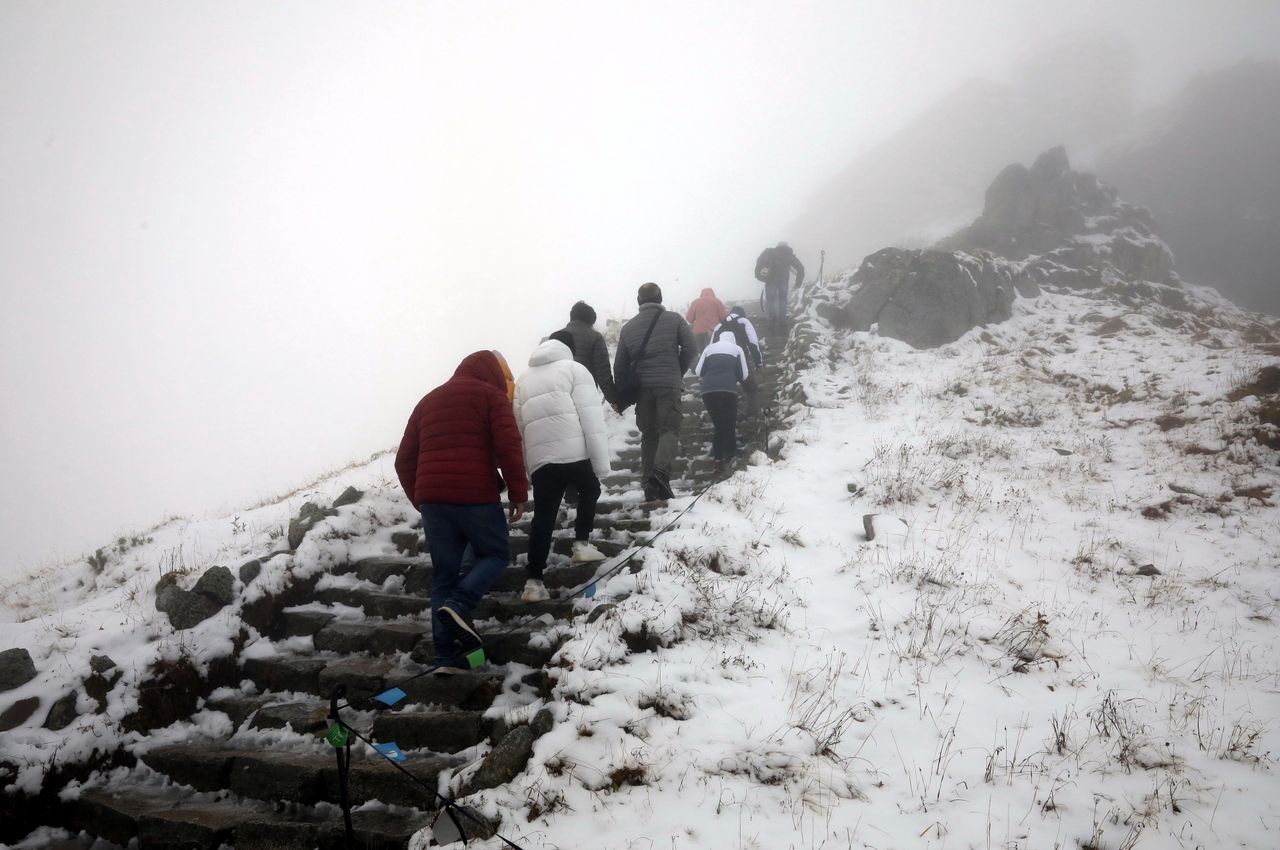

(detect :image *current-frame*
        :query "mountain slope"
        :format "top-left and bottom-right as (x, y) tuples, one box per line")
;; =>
(1097, 60), (1280, 316)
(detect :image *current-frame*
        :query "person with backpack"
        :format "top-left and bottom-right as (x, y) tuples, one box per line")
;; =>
(695, 325), (751, 473)
(754, 241), (805, 333)
(395, 350), (528, 673)
(561, 301), (616, 405)
(714, 306), (763, 419)
(613, 282), (697, 501)
(685, 287), (728, 354)
(513, 330), (611, 602)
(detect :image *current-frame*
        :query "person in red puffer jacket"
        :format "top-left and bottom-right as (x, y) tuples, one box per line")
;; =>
(395, 350), (529, 672)
(685, 287), (727, 354)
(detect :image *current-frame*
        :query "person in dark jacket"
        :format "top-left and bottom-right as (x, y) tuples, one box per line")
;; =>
(562, 301), (616, 405)
(754, 241), (804, 332)
(395, 350), (528, 672)
(613, 282), (697, 501)
(695, 326), (750, 472)
(714, 306), (763, 418)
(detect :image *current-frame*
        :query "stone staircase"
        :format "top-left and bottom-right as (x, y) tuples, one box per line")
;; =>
(24, 319), (787, 850)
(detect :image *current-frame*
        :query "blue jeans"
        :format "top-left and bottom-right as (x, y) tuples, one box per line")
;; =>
(420, 502), (511, 660)
(765, 281), (788, 322)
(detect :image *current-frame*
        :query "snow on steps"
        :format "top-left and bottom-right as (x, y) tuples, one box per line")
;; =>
(9, 318), (790, 848)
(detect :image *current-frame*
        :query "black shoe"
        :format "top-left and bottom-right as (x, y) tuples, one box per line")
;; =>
(647, 470), (675, 500)
(435, 606), (483, 654)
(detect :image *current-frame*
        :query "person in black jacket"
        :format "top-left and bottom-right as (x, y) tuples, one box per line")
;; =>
(694, 326), (750, 472)
(561, 301), (616, 405)
(754, 241), (804, 333)
(714, 307), (763, 418)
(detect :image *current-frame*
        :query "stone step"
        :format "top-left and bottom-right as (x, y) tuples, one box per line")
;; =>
(506, 535), (630, 559)
(205, 694), (329, 734)
(314, 621), (429, 656)
(143, 738), (469, 807)
(402, 558), (607, 596)
(317, 578), (597, 621)
(240, 631), (560, 702)
(64, 783), (432, 850)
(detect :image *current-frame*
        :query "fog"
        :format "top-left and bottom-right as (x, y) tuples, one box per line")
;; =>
(2, 1), (1276, 572)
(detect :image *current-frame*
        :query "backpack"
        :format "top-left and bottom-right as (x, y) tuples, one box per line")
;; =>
(721, 315), (761, 366)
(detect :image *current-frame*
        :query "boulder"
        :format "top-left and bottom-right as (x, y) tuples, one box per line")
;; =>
(332, 486), (364, 509)
(0, 648), (37, 692)
(238, 559), (263, 585)
(465, 724), (537, 793)
(155, 582), (222, 630)
(43, 691), (80, 731)
(89, 654), (117, 676)
(193, 565), (235, 607)
(834, 249), (1018, 349)
(391, 531), (421, 557)
(0, 696), (40, 732)
(288, 501), (337, 549)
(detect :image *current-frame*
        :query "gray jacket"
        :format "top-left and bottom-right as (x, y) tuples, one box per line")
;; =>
(613, 303), (696, 390)
(562, 319), (616, 404)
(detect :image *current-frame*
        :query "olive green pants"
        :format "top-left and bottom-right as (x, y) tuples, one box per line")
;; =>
(635, 386), (683, 482)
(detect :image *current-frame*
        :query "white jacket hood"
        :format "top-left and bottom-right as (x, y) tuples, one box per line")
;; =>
(529, 338), (573, 368)
(513, 340), (611, 477)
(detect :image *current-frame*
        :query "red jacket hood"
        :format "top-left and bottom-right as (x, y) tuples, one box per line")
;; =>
(700, 287), (716, 298)
(453, 350), (507, 392)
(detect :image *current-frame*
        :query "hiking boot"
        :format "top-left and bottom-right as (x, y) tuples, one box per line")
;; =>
(571, 541), (607, 563)
(647, 470), (675, 500)
(431, 658), (468, 677)
(521, 579), (550, 602)
(435, 605), (483, 654)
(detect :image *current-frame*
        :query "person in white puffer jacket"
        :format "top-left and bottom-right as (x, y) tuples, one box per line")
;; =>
(513, 330), (612, 602)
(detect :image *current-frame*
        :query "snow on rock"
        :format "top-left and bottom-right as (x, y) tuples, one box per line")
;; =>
(824, 146), (1185, 350)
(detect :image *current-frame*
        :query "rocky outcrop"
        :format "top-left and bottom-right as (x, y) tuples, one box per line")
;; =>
(943, 146), (1177, 287)
(821, 249), (1027, 349)
(818, 147), (1182, 349)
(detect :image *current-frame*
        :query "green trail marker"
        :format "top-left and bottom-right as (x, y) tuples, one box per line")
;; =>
(325, 722), (350, 748)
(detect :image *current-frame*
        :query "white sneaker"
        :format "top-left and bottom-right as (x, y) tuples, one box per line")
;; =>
(570, 541), (607, 563)
(521, 579), (550, 603)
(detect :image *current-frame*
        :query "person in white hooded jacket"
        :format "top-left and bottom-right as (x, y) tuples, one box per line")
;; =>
(513, 330), (612, 602)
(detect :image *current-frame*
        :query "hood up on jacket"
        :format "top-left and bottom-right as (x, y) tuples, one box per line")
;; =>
(453, 350), (508, 394)
(700, 287), (716, 297)
(528, 338), (573, 368)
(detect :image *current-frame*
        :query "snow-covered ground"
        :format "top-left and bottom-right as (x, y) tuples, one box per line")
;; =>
(3, 280), (1279, 849)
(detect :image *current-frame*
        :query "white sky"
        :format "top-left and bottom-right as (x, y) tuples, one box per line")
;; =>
(2, 1), (1277, 572)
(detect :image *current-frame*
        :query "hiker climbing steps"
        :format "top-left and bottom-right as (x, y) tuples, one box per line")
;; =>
(41, 316), (789, 850)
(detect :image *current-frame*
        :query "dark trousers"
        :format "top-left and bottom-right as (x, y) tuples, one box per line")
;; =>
(635, 387), (683, 482)
(527, 459), (601, 578)
(420, 502), (511, 660)
(703, 392), (738, 462)
(694, 332), (711, 354)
